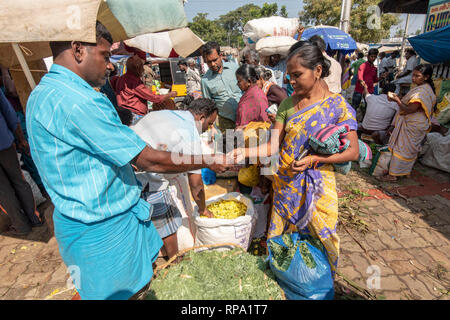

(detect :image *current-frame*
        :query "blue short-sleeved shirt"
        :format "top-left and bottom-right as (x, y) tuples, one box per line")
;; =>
(26, 64), (149, 223)
(201, 61), (242, 122)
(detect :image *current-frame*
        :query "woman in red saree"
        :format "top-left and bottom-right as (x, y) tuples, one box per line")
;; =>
(235, 64), (270, 128)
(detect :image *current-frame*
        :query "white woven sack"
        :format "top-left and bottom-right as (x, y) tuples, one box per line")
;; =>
(194, 193), (255, 250)
(255, 36), (297, 57)
(243, 17), (299, 47)
(371, 147), (392, 177)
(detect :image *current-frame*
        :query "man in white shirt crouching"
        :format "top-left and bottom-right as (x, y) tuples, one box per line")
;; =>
(360, 82), (399, 145)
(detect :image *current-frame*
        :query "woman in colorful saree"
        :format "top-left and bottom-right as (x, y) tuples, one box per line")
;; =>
(233, 42), (359, 276)
(379, 64), (437, 182)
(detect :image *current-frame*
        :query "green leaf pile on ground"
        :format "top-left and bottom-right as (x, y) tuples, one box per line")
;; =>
(146, 248), (284, 300)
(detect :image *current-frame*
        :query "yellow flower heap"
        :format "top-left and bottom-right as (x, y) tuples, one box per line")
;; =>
(205, 199), (247, 219)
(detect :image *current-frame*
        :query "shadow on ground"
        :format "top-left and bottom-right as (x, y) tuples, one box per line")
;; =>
(0, 200), (54, 243)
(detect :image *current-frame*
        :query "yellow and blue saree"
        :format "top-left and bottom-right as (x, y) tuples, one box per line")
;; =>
(269, 93), (357, 275)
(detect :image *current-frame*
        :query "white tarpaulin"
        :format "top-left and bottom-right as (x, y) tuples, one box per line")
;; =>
(0, 0), (188, 67)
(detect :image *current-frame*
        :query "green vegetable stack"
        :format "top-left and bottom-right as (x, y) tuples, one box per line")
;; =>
(146, 248), (285, 300)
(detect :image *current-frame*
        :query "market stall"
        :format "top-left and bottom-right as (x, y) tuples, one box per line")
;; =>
(0, 0), (188, 107)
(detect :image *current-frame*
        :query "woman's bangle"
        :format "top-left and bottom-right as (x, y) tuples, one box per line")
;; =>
(307, 155), (314, 168)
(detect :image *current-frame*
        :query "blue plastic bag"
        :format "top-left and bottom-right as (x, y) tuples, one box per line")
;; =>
(201, 168), (216, 185)
(267, 232), (334, 300)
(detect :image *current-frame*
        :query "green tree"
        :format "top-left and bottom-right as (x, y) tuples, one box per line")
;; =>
(260, 3), (278, 17)
(188, 13), (227, 44)
(299, 0), (400, 43)
(218, 4), (261, 47)
(395, 28), (405, 38)
(280, 5), (289, 18)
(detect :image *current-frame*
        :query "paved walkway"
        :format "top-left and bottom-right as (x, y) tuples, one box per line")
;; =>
(334, 163), (450, 300)
(0, 163), (449, 300)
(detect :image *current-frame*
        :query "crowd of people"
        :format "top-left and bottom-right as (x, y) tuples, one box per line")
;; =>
(0, 19), (446, 300)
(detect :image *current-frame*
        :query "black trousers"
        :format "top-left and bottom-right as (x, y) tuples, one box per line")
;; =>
(0, 145), (40, 232)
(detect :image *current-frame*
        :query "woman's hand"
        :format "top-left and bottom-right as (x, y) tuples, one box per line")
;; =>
(387, 91), (401, 104)
(268, 113), (276, 124)
(291, 155), (315, 173)
(226, 148), (246, 165)
(386, 125), (395, 136)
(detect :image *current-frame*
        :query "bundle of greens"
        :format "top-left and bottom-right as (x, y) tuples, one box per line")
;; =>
(268, 234), (325, 271)
(146, 248), (284, 300)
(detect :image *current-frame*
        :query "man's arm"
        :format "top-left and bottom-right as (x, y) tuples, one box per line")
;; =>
(1, 67), (17, 97)
(14, 122), (30, 155)
(133, 145), (229, 174)
(134, 84), (177, 104)
(396, 69), (411, 79)
(0, 90), (18, 132)
(396, 59), (414, 79)
(357, 63), (366, 84)
(201, 79), (211, 99)
(361, 81), (370, 98)
(188, 172), (212, 217)
(189, 68), (202, 83)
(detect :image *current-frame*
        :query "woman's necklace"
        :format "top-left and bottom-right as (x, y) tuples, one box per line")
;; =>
(294, 86), (328, 112)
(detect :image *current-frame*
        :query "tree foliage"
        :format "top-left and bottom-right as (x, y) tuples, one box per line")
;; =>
(188, 13), (227, 44)
(280, 5), (289, 18)
(299, 0), (400, 43)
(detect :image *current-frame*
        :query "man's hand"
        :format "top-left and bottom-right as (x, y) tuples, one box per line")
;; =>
(207, 154), (230, 173)
(169, 91), (178, 98)
(297, 25), (305, 37)
(17, 139), (30, 156)
(226, 148), (245, 165)
(360, 80), (367, 89)
(199, 208), (214, 218)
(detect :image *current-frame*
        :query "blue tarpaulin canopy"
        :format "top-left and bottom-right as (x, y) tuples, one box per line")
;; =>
(408, 25), (450, 64)
(295, 25), (357, 54)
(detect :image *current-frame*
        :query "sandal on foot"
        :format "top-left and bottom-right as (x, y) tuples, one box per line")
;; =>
(377, 175), (397, 182)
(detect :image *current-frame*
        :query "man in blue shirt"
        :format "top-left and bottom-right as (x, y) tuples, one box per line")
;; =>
(26, 22), (229, 300)
(201, 42), (242, 133)
(131, 98), (218, 259)
(0, 89), (42, 236)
